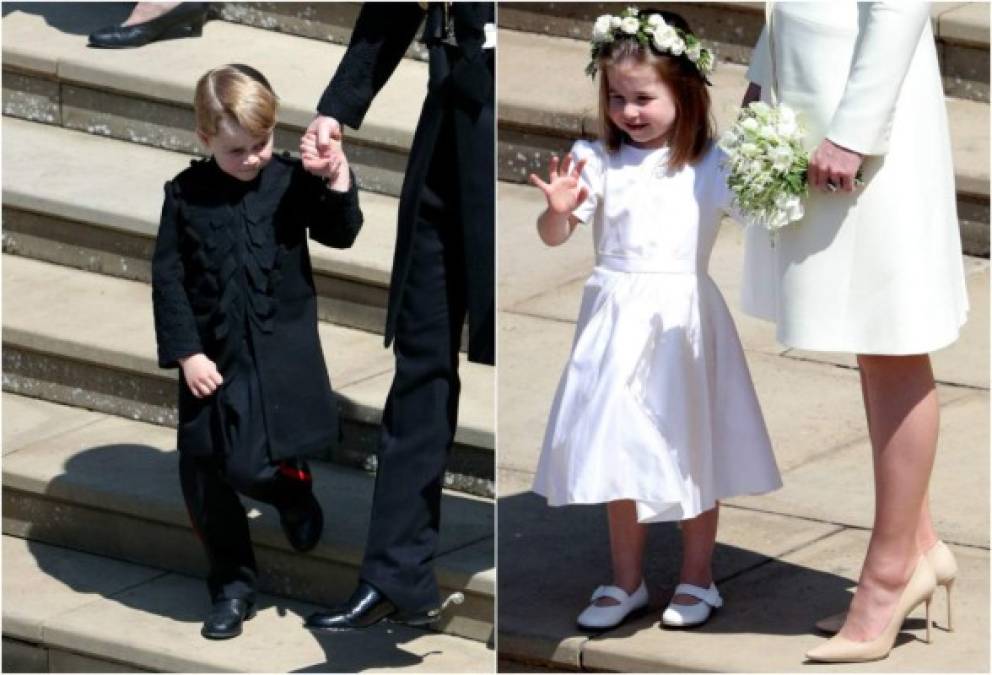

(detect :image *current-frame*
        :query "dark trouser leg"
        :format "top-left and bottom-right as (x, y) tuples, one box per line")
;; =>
(180, 357), (316, 603)
(180, 453), (258, 603)
(359, 169), (466, 613)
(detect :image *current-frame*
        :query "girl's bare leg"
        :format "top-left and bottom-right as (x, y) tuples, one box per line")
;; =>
(595, 499), (647, 606)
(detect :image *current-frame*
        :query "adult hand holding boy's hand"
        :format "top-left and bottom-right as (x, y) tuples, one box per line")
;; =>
(179, 353), (223, 398)
(300, 130), (351, 191)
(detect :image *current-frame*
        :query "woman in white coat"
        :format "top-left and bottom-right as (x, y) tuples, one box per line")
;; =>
(742, 1), (969, 663)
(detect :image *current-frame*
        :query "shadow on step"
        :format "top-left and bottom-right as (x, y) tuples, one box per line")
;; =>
(24, 536), (457, 671)
(8, 437), (491, 645)
(496, 491), (900, 660)
(3, 3), (132, 34)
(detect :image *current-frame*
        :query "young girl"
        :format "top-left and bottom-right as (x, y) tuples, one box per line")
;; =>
(530, 9), (782, 630)
(152, 64), (362, 639)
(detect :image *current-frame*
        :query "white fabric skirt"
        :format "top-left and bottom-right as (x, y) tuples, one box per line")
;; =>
(533, 265), (783, 523)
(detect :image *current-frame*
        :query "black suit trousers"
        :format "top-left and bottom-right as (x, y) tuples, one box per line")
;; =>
(358, 105), (466, 612)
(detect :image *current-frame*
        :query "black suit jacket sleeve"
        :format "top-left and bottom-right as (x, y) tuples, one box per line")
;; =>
(297, 166), (365, 249)
(151, 181), (204, 369)
(316, 3), (426, 129)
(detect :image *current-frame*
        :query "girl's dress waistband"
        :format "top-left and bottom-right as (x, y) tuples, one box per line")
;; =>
(595, 254), (697, 275)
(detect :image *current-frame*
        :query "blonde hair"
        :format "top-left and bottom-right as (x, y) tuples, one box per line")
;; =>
(194, 64), (278, 137)
(595, 11), (713, 172)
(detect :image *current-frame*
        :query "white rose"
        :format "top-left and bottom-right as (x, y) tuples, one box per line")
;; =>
(770, 145), (793, 171)
(620, 16), (640, 34)
(611, 16), (622, 28)
(740, 117), (759, 133)
(652, 25), (678, 51)
(647, 13), (665, 27)
(776, 117), (797, 138)
(669, 36), (685, 55)
(593, 15), (613, 40)
(749, 101), (771, 120)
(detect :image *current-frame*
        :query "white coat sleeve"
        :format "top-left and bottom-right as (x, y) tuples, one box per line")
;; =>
(826, 2), (930, 156)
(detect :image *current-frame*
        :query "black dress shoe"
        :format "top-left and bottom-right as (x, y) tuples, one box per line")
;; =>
(280, 492), (324, 553)
(201, 598), (255, 640)
(88, 3), (208, 49)
(305, 582), (396, 632)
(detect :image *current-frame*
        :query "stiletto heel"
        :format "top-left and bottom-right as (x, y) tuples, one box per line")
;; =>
(805, 557), (938, 663)
(815, 540), (958, 635)
(945, 577), (954, 631)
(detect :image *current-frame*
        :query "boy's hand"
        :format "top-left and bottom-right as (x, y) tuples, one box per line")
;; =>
(179, 353), (223, 398)
(528, 153), (589, 216)
(301, 131), (350, 191)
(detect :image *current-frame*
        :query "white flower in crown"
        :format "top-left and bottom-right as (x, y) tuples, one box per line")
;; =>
(646, 13), (665, 28)
(651, 24), (678, 51)
(592, 15), (614, 42)
(668, 35), (685, 55)
(620, 16), (640, 34)
(686, 42), (702, 62)
(610, 15), (621, 29)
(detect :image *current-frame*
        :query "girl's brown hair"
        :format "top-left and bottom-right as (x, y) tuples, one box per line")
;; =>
(596, 10), (713, 171)
(194, 64), (278, 138)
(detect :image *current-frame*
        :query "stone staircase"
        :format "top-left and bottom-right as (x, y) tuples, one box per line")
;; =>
(497, 2), (991, 257)
(1, 4), (493, 671)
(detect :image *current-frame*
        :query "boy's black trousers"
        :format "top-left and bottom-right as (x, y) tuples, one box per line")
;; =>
(179, 352), (315, 604)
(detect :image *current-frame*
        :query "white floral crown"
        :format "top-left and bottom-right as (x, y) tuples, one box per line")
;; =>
(586, 7), (715, 82)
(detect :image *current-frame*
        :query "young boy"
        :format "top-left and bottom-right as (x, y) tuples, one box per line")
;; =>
(152, 63), (362, 639)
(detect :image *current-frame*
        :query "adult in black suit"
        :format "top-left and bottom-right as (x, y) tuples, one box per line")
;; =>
(304, 2), (494, 631)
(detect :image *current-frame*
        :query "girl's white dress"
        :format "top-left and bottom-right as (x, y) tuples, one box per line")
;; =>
(533, 140), (782, 523)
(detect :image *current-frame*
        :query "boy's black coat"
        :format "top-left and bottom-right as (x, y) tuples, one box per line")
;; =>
(152, 154), (363, 460)
(316, 2), (495, 365)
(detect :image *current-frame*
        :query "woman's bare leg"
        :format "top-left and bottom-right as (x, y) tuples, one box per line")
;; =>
(839, 354), (939, 641)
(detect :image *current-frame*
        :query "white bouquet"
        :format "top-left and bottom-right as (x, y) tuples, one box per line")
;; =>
(718, 101), (808, 233)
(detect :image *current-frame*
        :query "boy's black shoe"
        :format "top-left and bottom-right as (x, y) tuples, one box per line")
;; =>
(304, 582), (396, 632)
(280, 492), (324, 552)
(201, 598), (255, 640)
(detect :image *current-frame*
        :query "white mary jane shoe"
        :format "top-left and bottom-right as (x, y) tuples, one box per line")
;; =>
(576, 581), (649, 630)
(661, 582), (722, 628)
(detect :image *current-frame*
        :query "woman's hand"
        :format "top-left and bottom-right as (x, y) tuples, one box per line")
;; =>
(809, 138), (864, 193)
(179, 353), (223, 398)
(528, 153), (589, 215)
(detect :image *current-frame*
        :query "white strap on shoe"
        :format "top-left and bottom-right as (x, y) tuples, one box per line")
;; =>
(589, 585), (630, 604)
(673, 583), (723, 608)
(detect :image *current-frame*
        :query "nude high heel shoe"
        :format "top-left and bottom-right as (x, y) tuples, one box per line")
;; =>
(805, 557), (937, 663)
(815, 540), (957, 634)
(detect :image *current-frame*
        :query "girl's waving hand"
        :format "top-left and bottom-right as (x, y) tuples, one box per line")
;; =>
(529, 153), (590, 216)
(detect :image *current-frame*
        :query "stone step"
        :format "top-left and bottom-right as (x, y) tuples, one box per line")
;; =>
(497, 1), (990, 102)
(2, 255), (495, 497)
(3, 395), (493, 644)
(2, 534), (493, 670)
(496, 27), (991, 257)
(214, 2), (430, 62)
(1, 5), (427, 198)
(1, 116), (400, 336)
